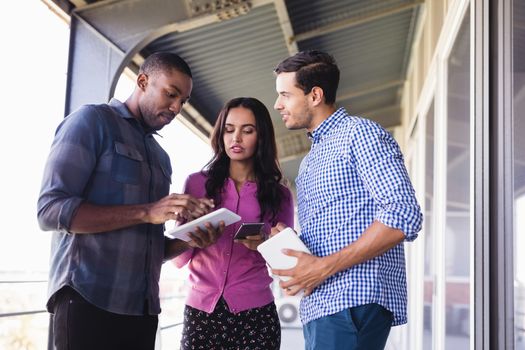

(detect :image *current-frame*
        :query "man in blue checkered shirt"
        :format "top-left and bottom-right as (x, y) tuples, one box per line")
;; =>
(271, 50), (423, 350)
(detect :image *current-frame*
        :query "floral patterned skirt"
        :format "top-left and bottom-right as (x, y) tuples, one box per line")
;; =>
(180, 297), (281, 350)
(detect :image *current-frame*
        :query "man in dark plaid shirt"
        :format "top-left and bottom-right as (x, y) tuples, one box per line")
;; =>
(271, 50), (423, 350)
(37, 52), (222, 350)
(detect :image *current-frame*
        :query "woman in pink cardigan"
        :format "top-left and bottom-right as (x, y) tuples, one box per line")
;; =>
(173, 97), (294, 350)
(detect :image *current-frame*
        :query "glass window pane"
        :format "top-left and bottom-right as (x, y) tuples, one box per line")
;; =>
(423, 101), (435, 348)
(445, 12), (471, 349)
(513, 1), (525, 348)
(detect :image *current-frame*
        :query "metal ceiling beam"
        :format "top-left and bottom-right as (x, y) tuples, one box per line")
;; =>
(273, 0), (298, 55)
(42, 0), (71, 23)
(69, 0), (88, 7)
(291, 0), (424, 43)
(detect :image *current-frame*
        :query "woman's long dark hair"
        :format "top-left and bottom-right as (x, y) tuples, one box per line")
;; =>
(203, 97), (285, 222)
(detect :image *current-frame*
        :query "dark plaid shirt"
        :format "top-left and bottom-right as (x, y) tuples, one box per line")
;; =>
(38, 99), (172, 315)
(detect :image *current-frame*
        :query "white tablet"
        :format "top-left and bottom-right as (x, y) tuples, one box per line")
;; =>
(256, 227), (312, 281)
(166, 208), (241, 242)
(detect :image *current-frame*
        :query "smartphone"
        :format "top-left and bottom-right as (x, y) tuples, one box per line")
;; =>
(234, 222), (265, 240)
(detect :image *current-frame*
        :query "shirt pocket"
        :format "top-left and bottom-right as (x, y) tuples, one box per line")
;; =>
(111, 141), (144, 185)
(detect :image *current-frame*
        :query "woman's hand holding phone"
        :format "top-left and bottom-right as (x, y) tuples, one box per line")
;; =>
(234, 222), (265, 250)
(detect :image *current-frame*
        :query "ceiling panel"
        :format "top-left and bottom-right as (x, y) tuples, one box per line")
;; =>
(49, 0), (422, 182)
(143, 4), (291, 132)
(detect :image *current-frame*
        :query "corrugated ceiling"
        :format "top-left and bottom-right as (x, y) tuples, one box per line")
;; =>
(49, 0), (422, 183)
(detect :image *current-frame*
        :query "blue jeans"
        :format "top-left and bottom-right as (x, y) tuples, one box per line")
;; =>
(303, 303), (393, 350)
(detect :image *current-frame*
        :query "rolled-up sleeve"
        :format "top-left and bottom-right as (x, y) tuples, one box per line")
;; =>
(351, 121), (423, 241)
(37, 106), (102, 233)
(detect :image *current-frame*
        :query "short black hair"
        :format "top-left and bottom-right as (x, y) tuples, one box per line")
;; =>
(140, 51), (192, 78)
(274, 50), (339, 104)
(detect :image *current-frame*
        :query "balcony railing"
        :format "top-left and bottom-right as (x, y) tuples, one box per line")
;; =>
(0, 273), (304, 349)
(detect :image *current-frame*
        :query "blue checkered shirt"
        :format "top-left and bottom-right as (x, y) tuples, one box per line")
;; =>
(296, 107), (422, 326)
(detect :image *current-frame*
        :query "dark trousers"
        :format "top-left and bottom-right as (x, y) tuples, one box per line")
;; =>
(52, 286), (158, 350)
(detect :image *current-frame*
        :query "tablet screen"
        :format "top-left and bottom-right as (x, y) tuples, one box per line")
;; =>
(166, 208), (241, 242)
